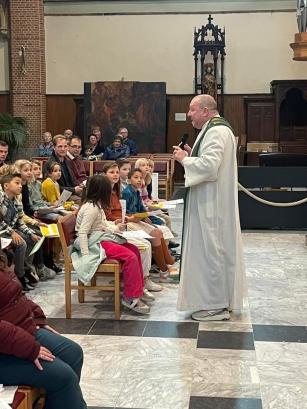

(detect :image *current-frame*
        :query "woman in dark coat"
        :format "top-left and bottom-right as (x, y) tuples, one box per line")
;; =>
(0, 252), (87, 409)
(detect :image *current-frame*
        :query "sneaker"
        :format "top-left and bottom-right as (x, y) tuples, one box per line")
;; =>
(141, 289), (155, 303)
(37, 266), (56, 281)
(159, 270), (177, 283)
(191, 309), (230, 322)
(145, 277), (163, 292)
(149, 265), (160, 277)
(121, 297), (150, 315)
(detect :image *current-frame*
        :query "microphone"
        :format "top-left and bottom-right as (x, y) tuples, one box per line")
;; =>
(179, 133), (189, 150)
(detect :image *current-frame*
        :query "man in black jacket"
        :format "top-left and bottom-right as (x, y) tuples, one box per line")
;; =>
(44, 135), (83, 196)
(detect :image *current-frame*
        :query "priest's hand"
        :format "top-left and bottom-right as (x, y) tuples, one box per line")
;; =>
(173, 146), (188, 163)
(183, 144), (192, 155)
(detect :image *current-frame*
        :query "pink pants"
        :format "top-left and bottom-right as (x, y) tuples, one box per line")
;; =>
(100, 241), (144, 299)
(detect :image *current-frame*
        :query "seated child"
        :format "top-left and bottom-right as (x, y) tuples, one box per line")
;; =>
(103, 162), (162, 293)
(29, 160), (62, 221)
(0, 172), (42, 291)
(116, 158), (131, 193)
(41, 161), (74, 211)
(14, 160), (57, 282)
(122, 168), (178, 283)
(75, 174), (150, 314)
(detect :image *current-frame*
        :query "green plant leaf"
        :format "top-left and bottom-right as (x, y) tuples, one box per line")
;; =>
(0, 113), (29, 148)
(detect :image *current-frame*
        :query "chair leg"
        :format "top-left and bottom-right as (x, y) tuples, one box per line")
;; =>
(114, 268), (121, 320)
(65, 267), (72, 319)
(78, 280), (85, 303)
(91, 275), (97, 286)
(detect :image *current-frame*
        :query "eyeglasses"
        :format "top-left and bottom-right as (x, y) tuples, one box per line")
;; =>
(71, 145), (82, 149)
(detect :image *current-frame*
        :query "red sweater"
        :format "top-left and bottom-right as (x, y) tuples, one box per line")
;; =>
(105, 191), (122, 221)
(0, 270), (47, 361)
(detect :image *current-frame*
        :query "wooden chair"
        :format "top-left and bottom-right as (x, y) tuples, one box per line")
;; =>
(57, 213), (122, 319)
(153, 160), (171, 200)
(82, 160), (93, 177)
(12, 387), (45, 409)
(92, 160), (113, 174)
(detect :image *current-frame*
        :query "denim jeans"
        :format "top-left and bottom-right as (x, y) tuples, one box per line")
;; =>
(0, 328), (87, 409)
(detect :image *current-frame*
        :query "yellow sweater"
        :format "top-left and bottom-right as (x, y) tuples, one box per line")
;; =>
(41, 178), (60, 205)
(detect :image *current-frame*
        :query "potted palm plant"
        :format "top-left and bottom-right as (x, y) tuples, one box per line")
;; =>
(0, 112), (29, 159)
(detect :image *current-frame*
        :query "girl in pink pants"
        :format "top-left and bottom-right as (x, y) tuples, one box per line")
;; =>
(75, 174), (150, 315)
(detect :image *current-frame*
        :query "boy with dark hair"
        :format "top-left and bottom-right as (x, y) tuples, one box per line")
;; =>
(0, 173), (41, 291)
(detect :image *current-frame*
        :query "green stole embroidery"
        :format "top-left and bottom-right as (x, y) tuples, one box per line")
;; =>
(191, 116), (234, 157)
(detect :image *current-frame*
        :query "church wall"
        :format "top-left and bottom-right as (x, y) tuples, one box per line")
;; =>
(45, 12), (307, 95)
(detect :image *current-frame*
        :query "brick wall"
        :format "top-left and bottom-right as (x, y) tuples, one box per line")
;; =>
(9, 0), (46, 152)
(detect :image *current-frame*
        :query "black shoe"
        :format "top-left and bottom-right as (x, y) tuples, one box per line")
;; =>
(168, 241), (180, 249)
(18, 276), (33, 292)
(45, 260), (62, 274)
(25, 269), (39, 286)
(52, 264), (63, 274)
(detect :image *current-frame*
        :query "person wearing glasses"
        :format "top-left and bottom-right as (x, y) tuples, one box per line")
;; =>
(67, 136), (87, 184)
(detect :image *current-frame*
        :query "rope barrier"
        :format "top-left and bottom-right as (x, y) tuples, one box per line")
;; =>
(238, 183), (307, 207)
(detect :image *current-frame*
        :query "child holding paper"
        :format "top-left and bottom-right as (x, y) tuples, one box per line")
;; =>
(76, 174), (150, 314)
(14, 160), (57, 281)
(122, 168), (178, 283)
(103, 162), (162, 292)
(41, 162), (74, 210)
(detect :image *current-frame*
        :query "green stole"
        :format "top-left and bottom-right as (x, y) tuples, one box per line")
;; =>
(191, 116), (234, 157)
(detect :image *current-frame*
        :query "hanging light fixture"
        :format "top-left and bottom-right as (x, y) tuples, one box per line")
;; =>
(290, 0), (307, 60)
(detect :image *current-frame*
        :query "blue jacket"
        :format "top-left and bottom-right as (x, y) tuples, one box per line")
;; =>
(103, 144), (130, 160)
(122, 184), (146, 214)
(123, 138), (138, 155)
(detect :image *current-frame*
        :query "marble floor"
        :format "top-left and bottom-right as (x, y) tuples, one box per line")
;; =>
(28, 204), (307, 409)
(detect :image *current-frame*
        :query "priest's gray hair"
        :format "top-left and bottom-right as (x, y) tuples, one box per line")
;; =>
(196, 95), (218, 112)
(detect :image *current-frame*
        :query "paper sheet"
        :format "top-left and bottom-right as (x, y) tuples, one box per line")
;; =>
(0, 238), (11, 250)
(119, 199), (126, 223)
(40, 224), (59, 238)
(0, 385), (17, 405)
(29, 236), (45, 256)
(57, 189), (72, 207)
(122, 230), (152, 240)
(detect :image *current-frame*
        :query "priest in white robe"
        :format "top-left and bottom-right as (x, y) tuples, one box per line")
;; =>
(173, 95), (245, 321)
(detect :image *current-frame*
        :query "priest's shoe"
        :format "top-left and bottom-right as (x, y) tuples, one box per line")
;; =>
(191, 309), (230, 322)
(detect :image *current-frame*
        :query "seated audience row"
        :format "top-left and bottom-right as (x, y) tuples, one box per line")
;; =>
(37, 126), (138, 159)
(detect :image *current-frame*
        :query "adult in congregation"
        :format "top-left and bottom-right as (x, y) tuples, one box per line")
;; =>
(64, 129), (73, 139)
(92, 125), (105, 153)
(0, 251), (87, 409)
(84, 134), (104, 157)
(0, 140), (8, 167)
(44, 135), (83, 197)
(38, 132), (53, 157)
(67, 136), (87, 184)
(103, 135), (130, 160)
(118, 127), (138, 155)
(173, 94), (245, 321)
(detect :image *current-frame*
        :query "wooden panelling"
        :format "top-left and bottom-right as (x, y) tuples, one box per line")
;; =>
(166, 94), (196, 153)
(46, 95), (78, 136)
(0, 93), (10, 113)
(223, 94), (246, 137)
